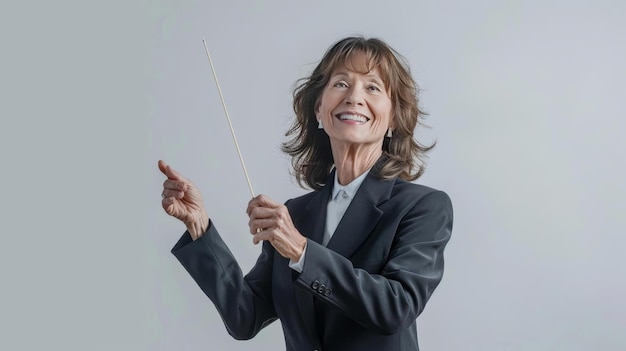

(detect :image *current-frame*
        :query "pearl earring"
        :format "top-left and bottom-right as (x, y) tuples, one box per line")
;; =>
(386, 129), (393, 138)
(318, 119), (323, 129)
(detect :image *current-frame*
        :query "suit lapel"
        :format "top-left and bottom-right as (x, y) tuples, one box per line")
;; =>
(288, 166), (394, 347)
(326, 172), (394, 258)
(294, 177), (332, 244)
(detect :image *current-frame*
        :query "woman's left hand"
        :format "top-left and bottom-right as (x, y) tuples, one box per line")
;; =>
(247, 195), (307, 262)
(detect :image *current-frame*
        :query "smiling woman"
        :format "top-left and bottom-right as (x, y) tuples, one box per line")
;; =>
(159, 36), (453, 351)
(285, 37), (433, 190)
(315, 53), (394, 174)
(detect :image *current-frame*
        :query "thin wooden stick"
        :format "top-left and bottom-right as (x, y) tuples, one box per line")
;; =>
(202, 38), (255, 198)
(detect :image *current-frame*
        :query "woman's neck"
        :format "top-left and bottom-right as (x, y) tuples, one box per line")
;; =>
(331, 143), (382, 185)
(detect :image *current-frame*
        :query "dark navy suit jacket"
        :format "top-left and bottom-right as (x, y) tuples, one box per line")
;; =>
(172, 170), (453, 350)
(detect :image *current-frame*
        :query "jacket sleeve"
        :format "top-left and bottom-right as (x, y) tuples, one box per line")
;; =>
(171, 221), (277, 340)
(293, 190), (453, 335)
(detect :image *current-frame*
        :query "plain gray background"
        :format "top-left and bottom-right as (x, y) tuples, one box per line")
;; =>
(2, 0), (625, 350)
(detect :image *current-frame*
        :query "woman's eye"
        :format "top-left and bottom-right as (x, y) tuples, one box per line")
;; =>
(368, 85), (382, 92)
(334, 81), (348, 88)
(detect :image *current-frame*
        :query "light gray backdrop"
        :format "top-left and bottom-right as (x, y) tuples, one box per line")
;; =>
(2, 0), (625, 350)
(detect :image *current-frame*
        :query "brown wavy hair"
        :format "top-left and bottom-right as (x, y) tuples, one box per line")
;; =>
(282, 36), (434, 190)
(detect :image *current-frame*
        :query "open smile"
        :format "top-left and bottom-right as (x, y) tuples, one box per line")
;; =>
(335, 113), (370, 123)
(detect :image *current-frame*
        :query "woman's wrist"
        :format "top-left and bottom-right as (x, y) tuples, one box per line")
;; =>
(187, 210), (209, 241)
(290, 235), (307, 262)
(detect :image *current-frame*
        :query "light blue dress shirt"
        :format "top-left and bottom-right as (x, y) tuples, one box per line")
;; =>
(289, 169), (370, 272)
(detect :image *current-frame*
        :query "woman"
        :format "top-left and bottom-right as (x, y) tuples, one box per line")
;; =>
(158, 36), (453, 351)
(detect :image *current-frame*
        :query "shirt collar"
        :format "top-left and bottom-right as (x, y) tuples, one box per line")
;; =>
(332, 168), (370, 201)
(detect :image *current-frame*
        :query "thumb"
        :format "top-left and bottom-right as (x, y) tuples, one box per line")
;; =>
(158, 160), (183, 181)
(256, 194), (281, 208)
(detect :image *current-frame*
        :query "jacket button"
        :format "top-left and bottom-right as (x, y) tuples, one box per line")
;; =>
(318, 284), (326, 294)
(323, 288), (332, 296)
(311, 280), (319, 290)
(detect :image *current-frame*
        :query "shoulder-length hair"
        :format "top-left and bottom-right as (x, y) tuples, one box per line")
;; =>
(282, 36), (434, 190)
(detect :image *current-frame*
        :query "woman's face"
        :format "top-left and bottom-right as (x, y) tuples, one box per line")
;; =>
(316, 52), (393, 150)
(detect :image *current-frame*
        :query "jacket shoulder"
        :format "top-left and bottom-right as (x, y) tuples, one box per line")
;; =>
(388, 178), (453, 213)
(390, 178), (446, 198)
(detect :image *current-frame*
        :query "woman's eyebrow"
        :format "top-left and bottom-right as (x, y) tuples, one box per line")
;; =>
(330, 71), (349, 79)
(331, 71), (383, 82)
(364, 74), (385, 86)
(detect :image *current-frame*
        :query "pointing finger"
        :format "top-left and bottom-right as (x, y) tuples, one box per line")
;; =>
(158, 160), (184, 181)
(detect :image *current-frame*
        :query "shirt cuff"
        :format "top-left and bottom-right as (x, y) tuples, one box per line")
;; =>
(288, 241), (307, 273)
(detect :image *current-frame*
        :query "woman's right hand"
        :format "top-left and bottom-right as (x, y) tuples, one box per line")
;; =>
(158, 160), (209, 240)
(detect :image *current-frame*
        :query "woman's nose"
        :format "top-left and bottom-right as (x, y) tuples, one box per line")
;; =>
(344, 87), (365, 106)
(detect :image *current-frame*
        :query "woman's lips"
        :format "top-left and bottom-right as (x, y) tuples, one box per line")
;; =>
(335, 113), (370, 123)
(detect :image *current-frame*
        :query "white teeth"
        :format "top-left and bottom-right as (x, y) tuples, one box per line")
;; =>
(338, 113), (368, 122)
